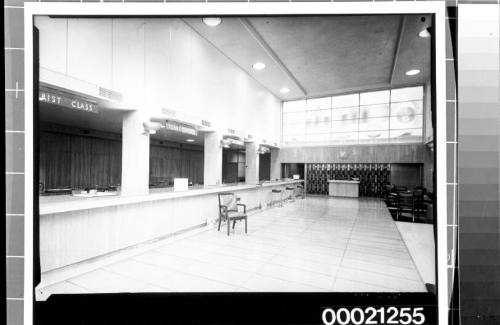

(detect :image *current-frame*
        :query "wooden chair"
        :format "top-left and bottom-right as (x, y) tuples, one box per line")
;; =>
(412, 188), (427, 220)
(395, 185), (408, 193)
(397, 192), (415, 222)
(217, 193), (247, 236)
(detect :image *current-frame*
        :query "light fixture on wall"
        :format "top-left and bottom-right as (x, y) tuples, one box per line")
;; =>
(252, 62), (266, 71)
(405, 69), (421, 76)
(202, 17), (222, 27)
(280, 87), (290, 94)
(142, 122), (163, 135)
(257, 146), (270, 155)
(186, 139), (195, 143)
(220, 138), (232, 148)
(419, 28), (431, 38)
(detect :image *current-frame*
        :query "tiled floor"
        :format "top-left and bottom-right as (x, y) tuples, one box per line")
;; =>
(41, 196), (427, 294)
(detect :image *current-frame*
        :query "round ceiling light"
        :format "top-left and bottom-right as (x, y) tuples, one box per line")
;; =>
(186, 139), (195, 143)
(280, 87), (290, 94)
(252, 62), (266, 71)
(202, 17), (222, 27)
(405, 69), (421, 76)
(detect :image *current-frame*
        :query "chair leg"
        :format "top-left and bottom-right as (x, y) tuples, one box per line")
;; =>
(233, 220), (236, 229)
(218, 217), (221, 231)
(227, 219), (230, 236)
(245, 218), (247, 233)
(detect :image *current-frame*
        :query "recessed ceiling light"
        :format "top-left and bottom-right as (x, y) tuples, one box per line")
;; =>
(202, 17), (222, 27)
(419, 28), (431, 38)
(186, 139), (195, 143)
(280, 87), (290, 94)
(252, 62), (266, 71)
(406, 69), (420, 76)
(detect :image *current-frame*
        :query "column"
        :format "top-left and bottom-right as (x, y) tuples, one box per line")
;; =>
(270, 148), (281, 181)
(204, 131), (223, 187)
(121, 110), (150, 196)
(245, 142), (259, 184)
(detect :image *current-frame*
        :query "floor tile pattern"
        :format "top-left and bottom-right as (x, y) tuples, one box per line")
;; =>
(42, 197), (426, 294)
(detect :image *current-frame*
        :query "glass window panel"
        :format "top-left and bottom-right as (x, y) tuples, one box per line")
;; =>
(283, 112), (305, 125)
(306, 121), (331, 134)
(359, 104), (390, 119)
(283, 123), (305, 135)
(358, 130), (390, 144)
(332, 119), (359, 133)
(306, 109), (331, 125)
(332, 107), (358, 121)
(390, 101), (423, 116)
(283, 100), (306, 112)
(332, 94), (359, 108)
(306, 97), (331, 110)
(391, 86), (423, 102)
(283, 134), (306, 143)
(390, 114), (423, 130)
(359, 116), (389, 131)
(389, 129), (422, 143)
(360, 90), (390, 105)
(331, 132), (358, 144)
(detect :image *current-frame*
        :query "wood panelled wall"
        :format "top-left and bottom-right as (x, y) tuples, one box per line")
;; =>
(150, 144), (204, 186)
(39, 125), (205, 190)
(279, 144), (426, 164)
(259, 153), (271, 181)
(39, 131), (122, 189)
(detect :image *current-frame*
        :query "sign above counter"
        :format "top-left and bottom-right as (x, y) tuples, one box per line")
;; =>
(39, 89), (99, 114)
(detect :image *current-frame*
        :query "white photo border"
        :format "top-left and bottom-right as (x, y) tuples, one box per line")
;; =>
(24, 2), (447, 324)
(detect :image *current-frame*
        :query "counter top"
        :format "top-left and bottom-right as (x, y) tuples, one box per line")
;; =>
(39, 179), (303, 215)
(327, 179), (360, 184)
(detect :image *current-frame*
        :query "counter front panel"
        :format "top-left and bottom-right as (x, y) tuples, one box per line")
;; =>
(40, 180), (303, 272)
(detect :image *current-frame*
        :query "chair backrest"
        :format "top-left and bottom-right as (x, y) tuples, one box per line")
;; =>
(218, 193), (237, 215)
(395, 185), (408, 192)
(397, 192), (414, 209)
(412, 189), (424, 197)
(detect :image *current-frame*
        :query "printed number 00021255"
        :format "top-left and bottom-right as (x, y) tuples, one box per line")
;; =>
(321, 307), (426, 325)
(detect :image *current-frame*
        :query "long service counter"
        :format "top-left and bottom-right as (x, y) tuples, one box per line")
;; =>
(39, 180), (303, 273)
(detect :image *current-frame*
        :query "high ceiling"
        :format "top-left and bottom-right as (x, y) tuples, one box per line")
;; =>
(185, 14), (432, 101)
(40, 15), (432, 146)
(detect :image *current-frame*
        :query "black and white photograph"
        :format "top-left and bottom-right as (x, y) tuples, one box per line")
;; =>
(34, 13), (437, 299)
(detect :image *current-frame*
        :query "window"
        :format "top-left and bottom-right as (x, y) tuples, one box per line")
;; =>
(282, 86), (424, 146)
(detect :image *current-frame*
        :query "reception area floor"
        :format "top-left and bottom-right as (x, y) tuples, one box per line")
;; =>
(40, 197), (428, 294)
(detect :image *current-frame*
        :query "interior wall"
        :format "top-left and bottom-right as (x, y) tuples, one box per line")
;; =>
(390, 163), (423, 189)
(149, 144), (204, 186)
(35, 17), (282, 143)
(280, 143), (434, 192)
(259, 153), (271, 181)
(222, 149), (245, 183)
(39, 125), (205, 190)
(39, 131), (122, 190)
(279, 144), (426, 164)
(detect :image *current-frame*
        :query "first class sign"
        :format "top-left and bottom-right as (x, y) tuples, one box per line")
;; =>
(39, 90), (99, 114)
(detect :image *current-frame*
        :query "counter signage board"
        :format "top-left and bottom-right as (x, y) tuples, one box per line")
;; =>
(39, 90), (99, 114)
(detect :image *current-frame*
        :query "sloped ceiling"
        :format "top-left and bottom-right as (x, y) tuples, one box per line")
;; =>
(185, 14), (432, 101)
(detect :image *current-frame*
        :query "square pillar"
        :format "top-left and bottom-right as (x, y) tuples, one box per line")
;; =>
(270, 148), (281, 181)
(121, 110), (150, 196)
(245, 142), (259, 185)
(204, 131), (223, 187)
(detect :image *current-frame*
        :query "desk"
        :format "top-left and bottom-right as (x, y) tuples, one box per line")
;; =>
(328, 180), (359, 197)
(39, 179), (303, 272)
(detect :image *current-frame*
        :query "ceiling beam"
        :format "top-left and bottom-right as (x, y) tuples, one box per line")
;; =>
(389, 15), (407, 86)
(239, 18), (308, 97)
